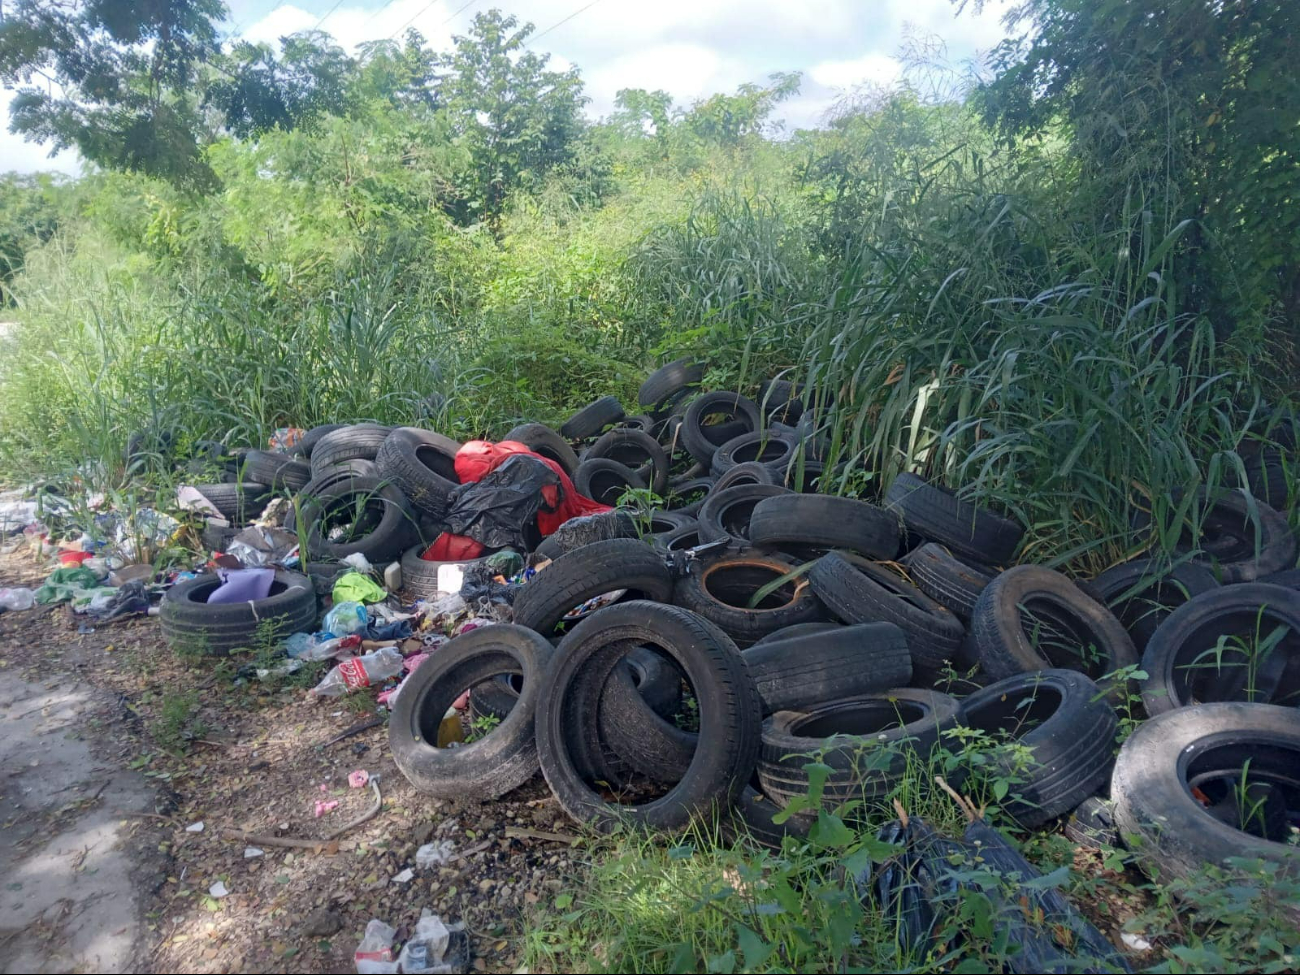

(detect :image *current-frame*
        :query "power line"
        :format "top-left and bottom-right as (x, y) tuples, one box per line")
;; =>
(363, 0), (403, 28)
(390, 0), (479, 40)
(315, 0), (348, 29)
(527, 0), (603, 46)
(227, 0), (289, 42)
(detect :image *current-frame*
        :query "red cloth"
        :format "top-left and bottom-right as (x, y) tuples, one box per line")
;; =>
(420, 440), (610, 560)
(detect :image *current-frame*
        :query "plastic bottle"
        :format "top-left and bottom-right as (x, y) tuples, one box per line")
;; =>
(311, 647), (404, 697)
(0, 587), (36, 611)
(396, 914), (450, 973)
(354, 918), (398, 974)
(322, 600), (368, 636)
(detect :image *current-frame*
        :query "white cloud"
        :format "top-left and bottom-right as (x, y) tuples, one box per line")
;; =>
(0, 88), (81, 177)
(0, 0), (1014, 173)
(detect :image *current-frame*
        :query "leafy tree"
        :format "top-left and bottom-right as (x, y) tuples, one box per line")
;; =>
(968, 0), (1300, 337)
(351, 32), (441, 113)
(684, 72), (801, 147)
(0, 0), (226, 190)
(435, 10), (588, 228)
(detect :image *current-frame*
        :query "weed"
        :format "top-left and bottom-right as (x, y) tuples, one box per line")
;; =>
(465, 712), (501, 743)
(152, 689), (206, 753)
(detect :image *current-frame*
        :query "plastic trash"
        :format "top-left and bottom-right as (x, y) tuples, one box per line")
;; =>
(208, 567), (274, 605)
(256, 658), (303, 681)
(355, 918), (398, 974)
(227, 526), (298, 567)
(322, 600), (368, 636)
(343, 552), (375, 573)
(113, 508), (180, 561)
(177, 485), (225, 519)
(35, 566), (102, 604)
(0, 587), (36, 611)
(286, 632), (352, 661)
(396, 913), (472, 974)
(334, 571), (388, 604)
(415, 840), (456, 869)
(384, 561), (402, 593)
(311, 647), (404, 697)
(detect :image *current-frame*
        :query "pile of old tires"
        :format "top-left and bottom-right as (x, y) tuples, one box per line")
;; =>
(388, 363), (1300, 888)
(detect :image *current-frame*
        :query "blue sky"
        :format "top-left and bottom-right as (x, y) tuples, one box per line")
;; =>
(1, 0), (1013, 176)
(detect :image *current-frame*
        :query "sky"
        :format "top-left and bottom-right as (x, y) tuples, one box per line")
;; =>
(0, 0), (1014, 177)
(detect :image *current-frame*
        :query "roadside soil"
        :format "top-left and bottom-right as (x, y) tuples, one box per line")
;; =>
(0, 547), (582, 975)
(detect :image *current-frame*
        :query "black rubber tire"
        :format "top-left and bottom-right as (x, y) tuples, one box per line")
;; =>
(390, 625), (554, 799)
(1246, 459), (1290, 508)
(1134, 488), (1297, 583)
(560, 396), (625, 440)
(1063, 797), (1119, 850)
(672, 554), (827, 648)
(239, 450), (312, 493)
(532, 510), (638, 562)
(757, 689), (960, 806)
(743, 622), (913, 715)
(511, 537), (673, 637)
(639, 358), (704, 410)
(585, 428), (670, 496)
(309, 424), (393, 475)
(572, 458), (645, 506)
(749, 494), (899, 560)
(1263, 567), (1300, 590)
(901, 543), (997, 622)
(653, 524), (705, 555)
(712, 462), (778, 492)
(160, 570), (317, 656)
(1138, 582), (1300, 715)
(375, 427), (461, 520)
(956, 669), (1119, 828)
(751, 621), (842, 645)
(283, 466), (385, 534)
(884, 472), (1024, 565)
(758, 379), (804, 425)
(726, 786), (813, 850)
(400, 544), (495, 600)
(618, 414), (656, 434)
(638, 510), (697, 536)
(299, 475), (418, 563)
(536, 601), (761, 831)
(809, 553), (965, 673)
(1111, 702), (1300, 880)
(696, 484), (791, 545)
(200, 521), (239, 552)
(318, 458), (380, 478)
(596, 655), (697, 784)
(191, 482), (272, 523)
(1089, 558), (1220, 653)
(681, 392), (761, 467)
(504, 422), (580, 477)
(666, 477), (714, 517)
(711, 431), (799, 477)
(291, 423), (347, 458)
(971, 565), (1138, 699)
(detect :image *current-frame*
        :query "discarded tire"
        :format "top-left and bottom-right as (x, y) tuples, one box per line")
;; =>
(299, 476), (418, 563)
(1089, 558), (1219, 652)
(390, 625), (554, 799)
(638, 358), (704, 410)
(239, 450), (312, 493)
(902, 543), (996, 621)
(1135, 488), (1297, 583)
(585, 428), (669, 495)
(291, 423), (347, 458)
(743, 622), (913, 715)
(758, 689), (961, 806)
(511, 537), (673, 636)
(885, 472), (1024, 565)
(503, 422), (579, 477)
(160, 570), (317, 656)
(400, 544), (496, 600)
(375, 427), (462, 519)
(535, 601), (762, 831)
(192, 482), (272, 523)
(596, 655), (696, 784)
(809, 552), (964, 673)
(560, 396), (624, 440)
(1138, 582), (1300, 716)
(665, 477), (714, 516)
(711, 462), (778, 492)
(726, 786), (812, 849)
(970, 565), (1137, 696)
(672, 554), (826, 647)
(711, 431), (799, 477)
(1063, 797), (1119, 849)
(1111, 702), (1300, 880)
(695, 483), (790, 545)
(199, 521), (239, 552)
(749, 494), (899, 560)
(957, 669), (1119, 828)
(681, 391), (761, 466)
(757, 378), (803, 425)
(309, 424), (393, 474)
(573, 457), (645, 507)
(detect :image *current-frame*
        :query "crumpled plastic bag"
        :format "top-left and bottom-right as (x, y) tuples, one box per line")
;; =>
(333, 571), (388, 605)
(86, 580), (151, 620)
(322, 600), (367, 636)
(227, 526), (298, 567)
(208, 567), (274, 604)
(459, 548), (525, 607)
(113, 508), (181, 562)
(36, 566), (102, 604)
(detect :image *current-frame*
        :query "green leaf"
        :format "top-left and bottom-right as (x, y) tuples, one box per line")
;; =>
(734, 924), (773, 968)
(810, 810), (854, 849)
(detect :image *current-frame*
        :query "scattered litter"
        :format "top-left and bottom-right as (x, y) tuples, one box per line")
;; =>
(226, 525), (298, 567)
(186, 821), (204, 833)
(314, 799), (340, 818)
(243, 847), (264, 859)
(1121, 932), (1153, 951)
(208, 567), (274, 604)
(322, 600), (368, 637)
(391, 868), (415, 883)
(415, 840), (456, 869)
(354, 918), (397, 974)
(334, 571), (388, 605)
(0, 587), (36, 612)
(208, 880), (229, 898)
(311, 647), (404, 697)
(349, 769), (370, 789)
(397, 912), (470, 974)
(342, 552), (375, 573)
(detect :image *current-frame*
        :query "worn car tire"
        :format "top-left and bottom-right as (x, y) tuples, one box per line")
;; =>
(585, 428), (670, 496)
(535, 601), (762, 831)
(672, 554), (827, 647)
(1138, 582), (1300, 715)
(743, 622), (913, 715)
(290, 423), (347, 458)
(503, 422), (579, 478)
(809, 552), (965, 673)
(638, 358), (704, 410)
(758, 689), (960, 806)
(160, 570), (317, 656)
(712, 462), (778, 492)
(695, 483), (791, 545)
(399, 544), (493, 600)
(191, 482), (272, 523)
(572, 457), (645, 506)
(711, 431), (799, 477)
(1063, 797), (1119, 850)
(971, 565), (1137, 699)
(375, 427), (461, 519)
(299, 476), (418, 563)
(239, 450), (312, 493)
(681, 392), (761, 467)
(885, 472), (1024, 564)
(1134, 488), (1297, 583)
(560, 396), (625, 440)
(1111, 702), (1300, 880)
(390, 625), (554, 799)
(309, 424), (393, 475)
(512, 537), (673, 636)
(1089, 558), (1219, 653)
(957, 669), (1119, 828)
(902, 543), (997, 622)
(750, 494), (899, 560)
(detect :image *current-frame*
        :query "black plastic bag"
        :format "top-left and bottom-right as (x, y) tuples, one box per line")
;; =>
(443, 455), (560, 551)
